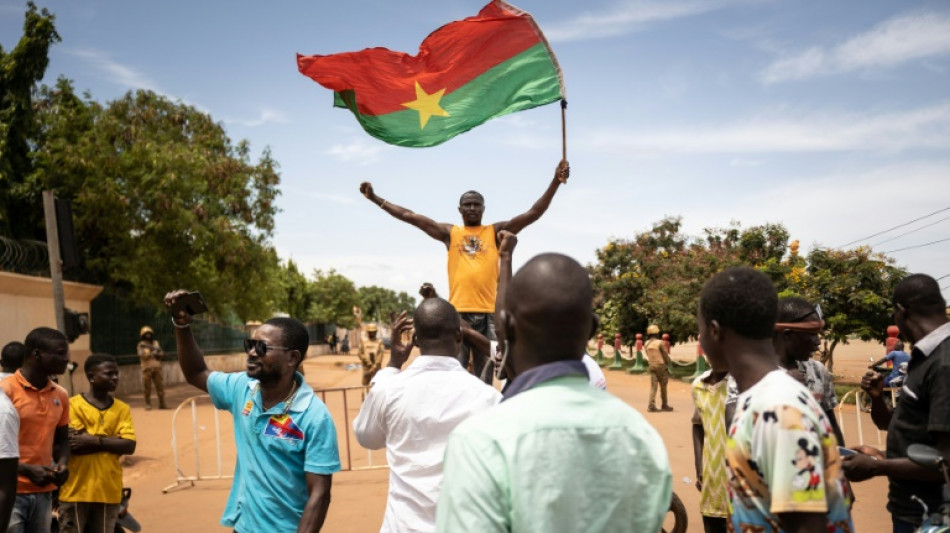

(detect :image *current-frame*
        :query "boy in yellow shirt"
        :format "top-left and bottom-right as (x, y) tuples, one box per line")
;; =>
(58, 354), (136, 533)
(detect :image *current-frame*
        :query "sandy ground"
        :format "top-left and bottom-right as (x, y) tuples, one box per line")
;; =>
(115, 340), (894, 532)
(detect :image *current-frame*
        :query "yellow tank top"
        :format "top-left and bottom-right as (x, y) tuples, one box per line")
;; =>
(447, 225), (498, 313)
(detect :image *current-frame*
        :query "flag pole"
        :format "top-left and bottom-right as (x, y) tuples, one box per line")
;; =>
(560, 99), (568, 161)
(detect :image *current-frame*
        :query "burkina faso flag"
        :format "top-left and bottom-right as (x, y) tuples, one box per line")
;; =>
(296, 0), (565, 147)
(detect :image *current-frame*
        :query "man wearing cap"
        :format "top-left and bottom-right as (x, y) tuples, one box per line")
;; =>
(136, 327), (165, 410)
(645, 325), (673, 412)
(359, 325), (385, 386)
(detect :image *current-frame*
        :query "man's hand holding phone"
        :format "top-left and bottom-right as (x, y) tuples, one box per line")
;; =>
(163, 290), (208, 327)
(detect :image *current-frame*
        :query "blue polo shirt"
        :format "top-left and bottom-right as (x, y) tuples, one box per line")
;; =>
(207, 371), (341, 533)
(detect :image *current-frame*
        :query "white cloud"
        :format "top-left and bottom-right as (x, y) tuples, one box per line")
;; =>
(546, 0), (756, 42)
(762, 11), (950, 83)
(729, 157), (765, 167)
(225, 109), (289, 128)
(68, 48), (163, 93)
(580, 102), (950, 154)
(326, 138), (387, 165)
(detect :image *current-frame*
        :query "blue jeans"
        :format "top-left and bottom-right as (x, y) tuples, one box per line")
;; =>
(8, 492), (52, 533)
(458, 313), (495, 384)
(893, 516), (916, 533)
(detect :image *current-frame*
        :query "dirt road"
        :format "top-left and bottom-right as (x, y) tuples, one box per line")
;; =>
(120, 340), (892, 532)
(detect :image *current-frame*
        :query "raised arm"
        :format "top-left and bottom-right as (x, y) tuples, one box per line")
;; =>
(493, 160), (569, 236)
(163, 289), (211, 392)
(494, 231), (517, 380)
(360, 182), (452, 246)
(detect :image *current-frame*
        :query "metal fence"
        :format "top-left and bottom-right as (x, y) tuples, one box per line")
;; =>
(91, 291), (329, 365)
(0, 236), (50, 277)
(163, 385), (387, 493)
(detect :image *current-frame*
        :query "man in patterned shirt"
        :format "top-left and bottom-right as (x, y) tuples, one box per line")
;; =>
(698, 267), (853, 533)
(691, 362), (730, 533)
(773, 297), (845, 446)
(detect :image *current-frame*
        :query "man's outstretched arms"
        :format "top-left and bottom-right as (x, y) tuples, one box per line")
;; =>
(493, 160), (569, 237)
(360, 182), (452, 246)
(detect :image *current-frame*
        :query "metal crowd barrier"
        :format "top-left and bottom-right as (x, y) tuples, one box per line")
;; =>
(163, 385), (388, 493)
(834, 387), (898, 449)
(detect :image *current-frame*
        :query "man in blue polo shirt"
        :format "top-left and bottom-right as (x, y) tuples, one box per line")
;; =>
(165, 290), (340, 533)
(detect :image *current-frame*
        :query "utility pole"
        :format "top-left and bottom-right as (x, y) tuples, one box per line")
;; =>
(42, 190), (72, 395)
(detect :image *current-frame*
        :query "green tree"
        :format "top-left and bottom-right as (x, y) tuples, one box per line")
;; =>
(591, 218), (791, 345)
(309, 269), (359, 328)
(794, 247), (905, 372)
(0, 2), (60, 238)
(275, 260), (316, 320)
(30, 85), (282, 320)
(357, 285), (416, 325)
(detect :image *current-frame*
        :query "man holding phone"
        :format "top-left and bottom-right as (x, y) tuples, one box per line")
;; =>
(164, 290), (340, 533)
(842, 274), (950, 533)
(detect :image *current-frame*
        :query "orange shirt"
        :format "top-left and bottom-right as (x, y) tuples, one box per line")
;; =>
(447, 225), (499, 313)
(0, 371), (69, 493)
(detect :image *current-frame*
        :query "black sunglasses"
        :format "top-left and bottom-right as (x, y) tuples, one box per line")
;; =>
(243, 339), (290, 357)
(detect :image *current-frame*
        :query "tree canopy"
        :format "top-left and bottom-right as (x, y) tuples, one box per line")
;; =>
(0, 2), (60, 238)
(590, 217), (905, 370)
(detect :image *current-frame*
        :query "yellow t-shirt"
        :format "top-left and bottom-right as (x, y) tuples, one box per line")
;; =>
(59, 395), (136, 504)
(447, 225), (499, 313)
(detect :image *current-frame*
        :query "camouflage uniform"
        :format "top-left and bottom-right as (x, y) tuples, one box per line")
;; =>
(358, 334), (385, 386)
(138, 327), (166, 409)
(645, 335), (672, 411)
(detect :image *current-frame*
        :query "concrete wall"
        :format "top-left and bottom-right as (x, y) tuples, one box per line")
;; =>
(0, 271), (103, 395)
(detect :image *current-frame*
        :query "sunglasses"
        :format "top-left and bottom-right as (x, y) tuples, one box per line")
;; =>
(243, 339), (290, 357)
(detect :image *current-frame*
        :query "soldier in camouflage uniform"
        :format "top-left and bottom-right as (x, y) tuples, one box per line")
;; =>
(645, 324), (673, 412)
(137, 326), (167, 409)
(359, 324), (386, 386)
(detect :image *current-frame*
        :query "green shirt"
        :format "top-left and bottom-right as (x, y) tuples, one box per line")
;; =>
(436, 376), (671, 533)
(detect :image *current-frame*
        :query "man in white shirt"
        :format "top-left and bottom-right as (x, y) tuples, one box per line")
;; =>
(353, 298), (501, 532)
(0, 388), (20, 531)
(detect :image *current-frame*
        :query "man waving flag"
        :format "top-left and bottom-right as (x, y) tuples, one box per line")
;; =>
(297, 1), (565, 147)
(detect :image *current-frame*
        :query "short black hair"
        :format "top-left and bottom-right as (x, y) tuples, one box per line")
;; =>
(777, 297), (818, 323)
(894, 274), (946, 316)
(458, 190), (484, 205)
(413, 298), (460, 342)
(699, 267), (777, 340)
(24, 327), (67, 354)
(85, 353), (117, 373)
(264, 317), (309, 365)
(1, 342), (26, 371)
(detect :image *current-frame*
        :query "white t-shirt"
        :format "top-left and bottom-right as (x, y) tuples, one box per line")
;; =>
(0, 389), (19, 459)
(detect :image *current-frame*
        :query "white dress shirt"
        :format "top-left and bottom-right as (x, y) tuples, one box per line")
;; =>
(353, 355), (501, 533)
(0, 388), (19, 459)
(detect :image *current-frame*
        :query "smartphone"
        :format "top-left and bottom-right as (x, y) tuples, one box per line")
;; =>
(838, 446), (857, 457)
(170, 291), (209, 317)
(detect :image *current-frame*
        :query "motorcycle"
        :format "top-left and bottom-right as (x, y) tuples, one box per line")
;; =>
(861, 357), (905, 412)
(907, 443), (950, 532)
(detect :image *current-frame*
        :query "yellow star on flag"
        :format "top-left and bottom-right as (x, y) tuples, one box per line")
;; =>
(401, 81), (449, 129)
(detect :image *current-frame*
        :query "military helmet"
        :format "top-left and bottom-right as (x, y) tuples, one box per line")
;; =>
(366, 323), (378, 333)
(646, 324), (660, 335)
(140, 326), (154, 337)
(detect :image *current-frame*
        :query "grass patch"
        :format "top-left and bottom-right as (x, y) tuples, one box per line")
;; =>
(835, 383), (860, 405)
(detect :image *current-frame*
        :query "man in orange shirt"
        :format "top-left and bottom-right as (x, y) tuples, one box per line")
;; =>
(360, 159), (569, 382)
(0, 327), (70, 533)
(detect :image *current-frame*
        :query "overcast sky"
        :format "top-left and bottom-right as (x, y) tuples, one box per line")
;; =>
(3, 0), (949, 301)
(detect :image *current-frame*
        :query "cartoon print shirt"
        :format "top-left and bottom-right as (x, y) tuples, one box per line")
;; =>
(726, 370), (853, 533)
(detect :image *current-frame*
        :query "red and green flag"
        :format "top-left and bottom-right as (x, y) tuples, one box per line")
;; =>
(296, 0), (565, 147)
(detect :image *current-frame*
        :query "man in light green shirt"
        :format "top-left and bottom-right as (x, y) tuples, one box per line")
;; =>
(436, 250), (672, 533)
